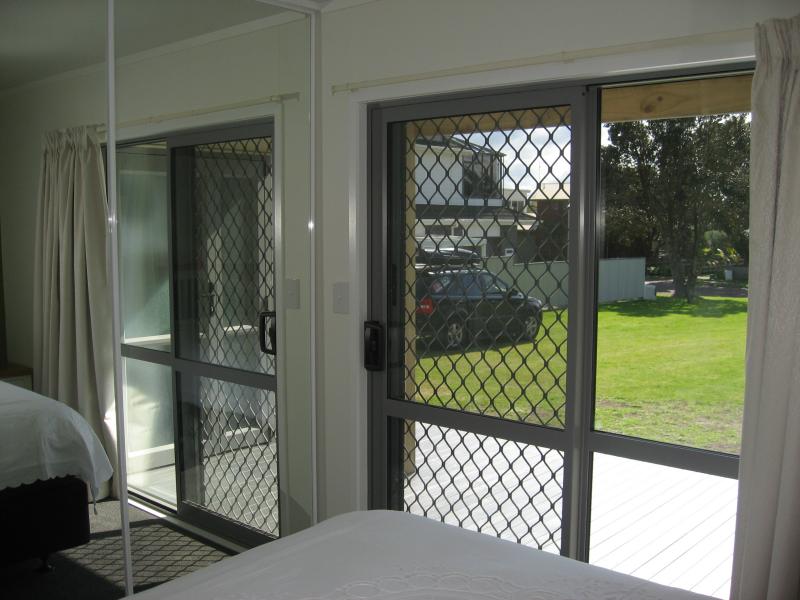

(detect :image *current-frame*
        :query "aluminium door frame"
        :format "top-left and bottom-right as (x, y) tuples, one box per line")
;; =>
(366, 63), (753, 562)
(368, 83), (589, 557)
(118, 118), (284, 548)
(170, 120), (280, 548)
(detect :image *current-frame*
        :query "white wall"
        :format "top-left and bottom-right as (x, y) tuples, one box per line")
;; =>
(0, 12), (315, 533)
(598, 258), (647, 304)
(316, 0), (798, 520)
(481, 257), (644, 308)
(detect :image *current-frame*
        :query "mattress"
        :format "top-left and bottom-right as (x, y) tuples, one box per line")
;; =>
(0, 381), (113, 497)
(132, 510), (714, 600)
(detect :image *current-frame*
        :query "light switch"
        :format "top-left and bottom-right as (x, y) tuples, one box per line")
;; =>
(284, 278), (300, 310)
(333, 282), (350, 315)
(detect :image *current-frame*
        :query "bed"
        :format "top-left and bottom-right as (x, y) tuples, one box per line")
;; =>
(0, 381), (113, 567)
(131, 510), (714, 600)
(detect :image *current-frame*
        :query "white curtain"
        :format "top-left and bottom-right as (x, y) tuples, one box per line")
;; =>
(33, 126), (117, 498)
(731, 14), (800, 600)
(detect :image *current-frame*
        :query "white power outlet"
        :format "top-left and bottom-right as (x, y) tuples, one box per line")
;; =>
(332, 282), (350, 315)
(284, 278), (300, 310)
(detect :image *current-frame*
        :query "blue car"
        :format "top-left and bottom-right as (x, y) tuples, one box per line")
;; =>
(415, 269), (544, 350)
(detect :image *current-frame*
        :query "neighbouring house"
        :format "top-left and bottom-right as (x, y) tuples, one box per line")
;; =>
(412, 132), (571, 264)
(411, 134), (538, 259)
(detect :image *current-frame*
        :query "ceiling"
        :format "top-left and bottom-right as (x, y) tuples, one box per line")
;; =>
(0, 0), (298, 91)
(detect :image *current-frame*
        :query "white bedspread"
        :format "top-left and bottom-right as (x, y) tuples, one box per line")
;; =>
(132, 510), (714, 600)
(0, 381), (113, 497)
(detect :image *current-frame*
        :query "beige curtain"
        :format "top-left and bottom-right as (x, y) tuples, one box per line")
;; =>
(33, 126), (117, 498)
(731, 14), (800, 600)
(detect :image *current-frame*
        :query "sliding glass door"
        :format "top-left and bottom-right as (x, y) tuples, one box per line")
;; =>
(119, 121), (283, 546)
(368, 71), (750, 598)
(587, 76), (749, 597)
(172, 125), (279, 541)
(118, 142), (176, 506)
(369, 87), (586, 554)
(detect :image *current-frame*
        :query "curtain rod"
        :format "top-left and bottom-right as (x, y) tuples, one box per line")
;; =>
(95, 92), (300, 133)
(331, 28), (753, 94)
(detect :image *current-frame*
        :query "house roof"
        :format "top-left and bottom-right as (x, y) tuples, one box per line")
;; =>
(504, 187), (532, 203)
(414, 135), (504, 158)
(530, 181), (570, 200)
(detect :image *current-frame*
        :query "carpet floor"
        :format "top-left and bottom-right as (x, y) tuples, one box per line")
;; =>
(1, 501), (231, 599)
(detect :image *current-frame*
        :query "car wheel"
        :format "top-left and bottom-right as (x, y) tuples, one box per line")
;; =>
(445, 317), (468, 350)
(524, 314), (541, 341)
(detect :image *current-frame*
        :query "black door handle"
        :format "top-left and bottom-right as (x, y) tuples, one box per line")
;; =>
(259, 311), (277, 356)
(364, 321), (385, 371)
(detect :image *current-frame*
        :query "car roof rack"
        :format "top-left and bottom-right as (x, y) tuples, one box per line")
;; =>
(415, 247), (481, 270)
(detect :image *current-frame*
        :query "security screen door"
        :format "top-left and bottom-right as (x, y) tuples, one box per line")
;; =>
(369, 87), (586, 555)
(164, 122), (278, 546)
(119, 120), (282, 547)
(171, 124), (280, 545)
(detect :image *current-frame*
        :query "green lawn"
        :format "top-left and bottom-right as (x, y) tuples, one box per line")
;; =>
(414, 296), (746, 454)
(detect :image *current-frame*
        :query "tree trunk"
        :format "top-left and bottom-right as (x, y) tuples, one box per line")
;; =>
(685, 279), (697, 303)
(684, 256), (699, 303)
(669, 254), (687, 300)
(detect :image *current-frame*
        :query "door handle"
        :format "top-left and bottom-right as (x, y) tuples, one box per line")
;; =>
(200, 281), (216, 315)
(364, 321), (385, 371)
(259, 311), (277, 356)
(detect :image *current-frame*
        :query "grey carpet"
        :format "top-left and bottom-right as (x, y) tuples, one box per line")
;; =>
(1, 501), (231, 599)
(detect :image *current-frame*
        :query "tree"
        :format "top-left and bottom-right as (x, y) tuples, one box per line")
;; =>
(706, 115), (750, 262)
(600, 128), (658, 260)
(601, 115), (750, 302)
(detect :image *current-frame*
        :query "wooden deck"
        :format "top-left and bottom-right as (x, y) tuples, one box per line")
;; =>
(128, 440), (280, 537)
(128, 465), (177, 506)
(404, 424), (737, 599)
(130, 430), (738, 599)
(590, 453), (737, 598)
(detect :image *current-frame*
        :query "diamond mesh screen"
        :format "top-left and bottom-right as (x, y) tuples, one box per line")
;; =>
(179, 135), (280, 536)
(394, 107), (571, 427)
(193, 377), (279, 536)
(192, 137), (275, 375)
(385, 106), (572, 551)
(401, 419), (564, 553)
